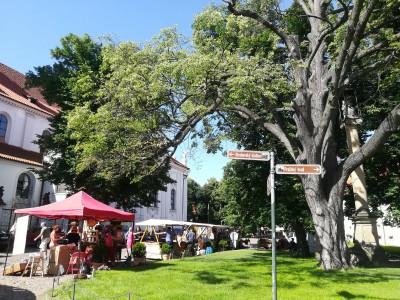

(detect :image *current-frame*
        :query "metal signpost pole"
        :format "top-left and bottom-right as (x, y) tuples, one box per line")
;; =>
(270, 151), (277, 300)
(227, 149), (276, 299)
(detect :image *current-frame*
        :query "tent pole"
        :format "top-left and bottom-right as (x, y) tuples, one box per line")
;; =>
(3, 211), (16, 276)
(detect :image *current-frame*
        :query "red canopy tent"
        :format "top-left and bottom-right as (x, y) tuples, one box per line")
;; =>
(14, 191), (134, 222)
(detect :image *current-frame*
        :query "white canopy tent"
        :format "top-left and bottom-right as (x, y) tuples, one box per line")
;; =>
(135, 218), (229, 229)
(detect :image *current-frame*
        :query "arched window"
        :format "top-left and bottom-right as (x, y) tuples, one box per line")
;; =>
(170, 188), (176, 210)
(0, 114), (8, 142)
(42, 129), (51, 137)
(16, 173), (31, 199)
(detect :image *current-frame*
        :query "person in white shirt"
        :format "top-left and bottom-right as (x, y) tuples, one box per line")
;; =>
(230, 230), (239, 250)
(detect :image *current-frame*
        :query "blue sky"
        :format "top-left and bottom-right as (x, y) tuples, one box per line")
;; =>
(1, 0), (231, 186)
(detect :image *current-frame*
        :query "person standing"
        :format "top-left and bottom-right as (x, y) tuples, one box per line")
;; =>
(125, 227), (134, 257)
(49, 225), (59, 247)
(34, 222), (50, 259)
(105, 228), (119, 267)
(186, 227), (195, 245)
(165, 226), (175, 245)
(230, 229), (239, 250)
(66, 226), (81, 246)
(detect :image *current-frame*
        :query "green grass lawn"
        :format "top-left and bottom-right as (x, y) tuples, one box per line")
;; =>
(51, 249), (400, 300)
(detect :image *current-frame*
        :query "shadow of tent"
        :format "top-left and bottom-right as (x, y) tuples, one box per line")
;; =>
(0, 284), (37, 300)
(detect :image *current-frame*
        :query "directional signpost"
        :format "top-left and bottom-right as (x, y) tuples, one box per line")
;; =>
(227, 151), (323, 300)
(275, 164), (321, 175)
(227, 150), (270, 161)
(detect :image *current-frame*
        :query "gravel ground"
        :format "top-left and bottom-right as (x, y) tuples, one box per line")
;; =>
(1, 246), (130, 300)
(0, 246), (73, 300)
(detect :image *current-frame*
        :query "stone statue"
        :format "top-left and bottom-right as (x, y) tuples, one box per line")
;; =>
(0, 186), (6, 205)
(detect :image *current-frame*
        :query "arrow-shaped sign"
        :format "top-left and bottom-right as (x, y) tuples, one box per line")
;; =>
(275, 164), (322, 175)
(227, 150), (270, 161)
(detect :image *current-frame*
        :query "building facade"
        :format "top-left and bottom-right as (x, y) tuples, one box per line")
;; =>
(0, 63), (59, 230)
(134, 158), (189, 223)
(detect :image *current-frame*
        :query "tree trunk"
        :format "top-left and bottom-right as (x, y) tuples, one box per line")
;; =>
(304, 177), (351, 270)
(293, 220), (310, 258)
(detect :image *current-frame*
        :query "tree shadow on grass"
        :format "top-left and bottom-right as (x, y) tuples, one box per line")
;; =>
(193, 270), (229, 284)
(336, 290), (398, 300)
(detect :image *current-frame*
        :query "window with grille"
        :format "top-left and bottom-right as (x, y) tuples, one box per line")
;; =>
(170, 188), (176, 210)
(0, 114), (8, 142)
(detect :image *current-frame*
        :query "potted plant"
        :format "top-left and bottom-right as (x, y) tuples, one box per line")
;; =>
(218, 240), (229, 251)
(91, 243), (108, 269)
(132, 242), (147, 266)
(160, 243), (172, 260)
(205, 240), (214, 254)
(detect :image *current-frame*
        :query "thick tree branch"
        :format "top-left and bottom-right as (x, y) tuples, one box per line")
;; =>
(225, 104), (297, 159)
(353, 32), (400, 63)
(307, 0), (350, 68)
(223, 0), (290, 48)
(339, 0), (378, 86)
(295, 0), (311, 16)
(335, 0), (366, 86)
(345, 52), (399, 84)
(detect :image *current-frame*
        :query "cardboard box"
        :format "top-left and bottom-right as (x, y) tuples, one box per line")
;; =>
(48, 245), (77, 275)
(3, 263), (27, 275)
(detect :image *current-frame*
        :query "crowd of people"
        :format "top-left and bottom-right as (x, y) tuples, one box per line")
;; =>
(33, 221), (297, 268)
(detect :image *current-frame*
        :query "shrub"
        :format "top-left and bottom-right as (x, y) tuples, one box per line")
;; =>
(160, 243), (172, 254)
(132, 242), (147, 258)
(218, 240), (229, 250)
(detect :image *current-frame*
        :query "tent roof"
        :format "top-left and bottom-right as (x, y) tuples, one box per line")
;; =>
(14, 191), (134, 222)
(135, 218), (229, 229)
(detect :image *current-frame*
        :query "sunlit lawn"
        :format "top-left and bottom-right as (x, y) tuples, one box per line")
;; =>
(51, 249), (400, 300)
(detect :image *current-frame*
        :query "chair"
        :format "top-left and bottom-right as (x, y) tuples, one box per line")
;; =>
(22, 254), (44, 277)
(66, 252), (87, 275)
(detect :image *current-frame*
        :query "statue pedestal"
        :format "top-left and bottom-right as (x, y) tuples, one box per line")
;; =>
(352, 209), (379, 245)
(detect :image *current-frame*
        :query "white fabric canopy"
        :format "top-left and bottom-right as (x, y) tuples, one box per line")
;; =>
(135, 218), (229, 229)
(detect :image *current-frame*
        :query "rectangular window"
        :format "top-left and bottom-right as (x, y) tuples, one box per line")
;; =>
(150, 192), (158, 208)
(170, 189), (176, 210)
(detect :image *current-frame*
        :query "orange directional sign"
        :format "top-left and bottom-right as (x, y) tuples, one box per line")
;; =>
(275, 164), (321, 175)
(227, 150), (270, 161)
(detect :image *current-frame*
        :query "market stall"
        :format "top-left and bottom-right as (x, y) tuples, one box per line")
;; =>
(7, 191), (134, 275)
(135, 219), (229, 259)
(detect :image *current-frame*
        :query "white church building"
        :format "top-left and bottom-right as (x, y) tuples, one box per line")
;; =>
(0, 63), (189, 231)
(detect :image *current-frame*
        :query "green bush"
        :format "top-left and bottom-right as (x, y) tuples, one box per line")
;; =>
(160, 243), (172, 254)
(132, 242), (147, 258)
(218, 240), (229, 250)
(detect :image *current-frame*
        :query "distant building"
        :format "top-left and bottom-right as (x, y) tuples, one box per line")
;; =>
(0, 63), (59, 230)
(134, 157), (189, 223)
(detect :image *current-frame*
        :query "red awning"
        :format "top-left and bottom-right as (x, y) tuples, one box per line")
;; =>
(15, 191), (134, 222)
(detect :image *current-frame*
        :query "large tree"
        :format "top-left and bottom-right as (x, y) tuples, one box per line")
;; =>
(26, 34), (174, 207)
(59, 1), (399, 270)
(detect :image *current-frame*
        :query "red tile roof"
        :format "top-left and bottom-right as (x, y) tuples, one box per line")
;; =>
(0, 63), (58, 166)
(0, 142), (43, 166)
(0, 63), (59, 116)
